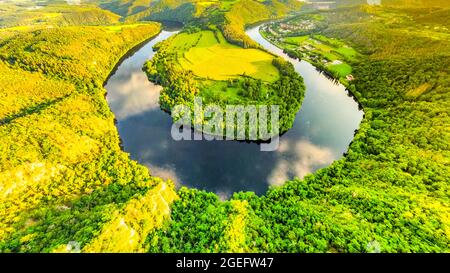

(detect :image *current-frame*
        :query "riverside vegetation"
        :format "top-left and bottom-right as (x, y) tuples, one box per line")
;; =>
(144, 26), (305, 139)
(145, 2), (450, 253)
(135, 0), (306, 139)
(0, 0), (449, 252)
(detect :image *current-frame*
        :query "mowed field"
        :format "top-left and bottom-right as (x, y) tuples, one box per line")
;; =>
(281, 34), (357, 77)
(168, 30), (279, 82)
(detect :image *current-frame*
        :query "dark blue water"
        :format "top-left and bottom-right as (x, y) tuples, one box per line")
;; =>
(106, 27), (363, 197)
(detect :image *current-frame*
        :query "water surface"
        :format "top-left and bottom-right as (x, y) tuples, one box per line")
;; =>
(106, 27), (363, 197)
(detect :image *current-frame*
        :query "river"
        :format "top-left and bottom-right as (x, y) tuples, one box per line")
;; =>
(105, 26), (363, 197)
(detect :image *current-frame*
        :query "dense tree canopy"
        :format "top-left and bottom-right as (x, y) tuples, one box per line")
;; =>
(144, 27), (305, 140)
(0, 1), (448, 253)
(145, 5), (450, 253)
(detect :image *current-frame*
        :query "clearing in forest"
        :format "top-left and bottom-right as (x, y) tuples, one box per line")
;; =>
(168, 30), (280, 82)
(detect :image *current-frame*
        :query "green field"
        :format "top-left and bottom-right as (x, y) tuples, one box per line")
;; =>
(282, 34), (359, 62)
(327, 63), (352, 77)
(168, 30), (280, 82)
(284, 36), (310, 46)
(276, 32), (359, 78)
(146, 26), (305, 139)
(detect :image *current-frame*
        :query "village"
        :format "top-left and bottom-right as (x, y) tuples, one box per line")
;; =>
(261, 17), (358, 82)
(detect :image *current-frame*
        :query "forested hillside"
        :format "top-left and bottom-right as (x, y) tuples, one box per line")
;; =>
(0, 3), (121, 27)
(382, 0), (450, 8)
(144, 26), (305, 140)
(118, 0), (302, 47)
(145, 5), (449, 252)
(0, 10), (178, 251)
(99, 0), (153, 16)
(0, 1), (448, 253)
(222, 0), (302, 48)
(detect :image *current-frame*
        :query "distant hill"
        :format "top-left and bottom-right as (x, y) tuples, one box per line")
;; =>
(99, 0), (153, 16)
(0, 3), (121, 28)
(304, 0), (450, 8)
(101, 0), (302, 23)
(119, 1), (192, 24)
(381, 0), (450, 8)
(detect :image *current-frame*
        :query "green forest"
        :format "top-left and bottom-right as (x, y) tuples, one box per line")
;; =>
(0, 0), (449, 253)
(144, 27), (304, 139)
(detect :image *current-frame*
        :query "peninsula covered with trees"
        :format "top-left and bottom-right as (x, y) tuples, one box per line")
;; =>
(144, 26), (305, 139)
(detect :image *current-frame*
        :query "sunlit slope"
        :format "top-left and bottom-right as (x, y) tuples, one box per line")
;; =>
(99, 0), (153, 16)
(222, 0), (302, 48)
(0, 4), (121, 28)
(75, 182), (178, 253)
(122, 0), (302, 47)
(0, 24), (157, 85)
(382, 0), (450, 8)
(0, 22), (181, 252)
(106, 0), (219, 18)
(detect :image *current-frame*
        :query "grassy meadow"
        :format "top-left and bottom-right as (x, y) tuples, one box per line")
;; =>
(169, 30), (279, 82)
(146, 26), (305, 138)
(264, 27), (360, 79)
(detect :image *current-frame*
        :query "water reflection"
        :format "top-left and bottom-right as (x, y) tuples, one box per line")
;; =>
(106, 31), (175, 120)
(105, 27), (364, 195)
(107, 72), (161, 119)
(268, 139), (334, 186)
